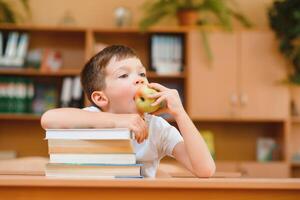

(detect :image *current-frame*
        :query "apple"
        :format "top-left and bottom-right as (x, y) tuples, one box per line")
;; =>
(135, 86), (162, 113)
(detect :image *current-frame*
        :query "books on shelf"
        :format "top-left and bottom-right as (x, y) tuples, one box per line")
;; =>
(0, 77), (34, 113)
(256, 137), (279, 162)
(0, 31), (29, 68)
(150, 34), (183, 75)
(45, 128), (142, 178)
(60, 76), (83, 108)
(201, 130), (215, 159)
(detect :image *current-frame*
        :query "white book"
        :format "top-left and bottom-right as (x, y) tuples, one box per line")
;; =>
(72, 76), (82, 100)
(16, 33), (29, 60)
(5, 32), (19, 58)
(60, 77), (73, 107)
(0, 32), (3, 58)
(45, 128), (133, 140)
(49, 153), (136, 164)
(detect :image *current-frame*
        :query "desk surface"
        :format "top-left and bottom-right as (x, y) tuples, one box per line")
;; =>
(1, 175), (300, 190)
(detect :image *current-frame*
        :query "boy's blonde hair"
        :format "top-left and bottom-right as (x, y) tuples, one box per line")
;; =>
(80, 45), (138, 104)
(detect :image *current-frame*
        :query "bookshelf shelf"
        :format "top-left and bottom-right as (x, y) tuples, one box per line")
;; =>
(292, 117), (300, 124)
(0, 113), (41, 121)
(0, 68), (186, 78)
(0, 68), (81, 77)
(191, 116), (286, 123)
(291, 162), (300, 167)
(147, 71), (186, 79)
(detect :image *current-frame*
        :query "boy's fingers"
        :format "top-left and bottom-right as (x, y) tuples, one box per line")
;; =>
(148, 83), (167, 92)
(151, 96), (165, 106)
(147, 92), (162, 98)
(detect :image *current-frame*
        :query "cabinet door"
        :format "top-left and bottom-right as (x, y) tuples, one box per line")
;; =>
(239, 31), (289, 119)
(187, 31), (238, 119)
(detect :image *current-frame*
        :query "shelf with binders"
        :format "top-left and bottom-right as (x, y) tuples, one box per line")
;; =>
(0, 27), (86, 75)
(0, 75), (84, 117)
(0, 27), (86, 118)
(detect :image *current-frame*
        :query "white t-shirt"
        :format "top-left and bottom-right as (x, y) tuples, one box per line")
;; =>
(83, 106), (184, 177)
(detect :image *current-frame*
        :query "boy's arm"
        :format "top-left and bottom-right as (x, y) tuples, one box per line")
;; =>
(41, 108), (116, 129)
(172, 111), (216, 177)
(148, 83), (216, 177)
(40, 108), (148, 143)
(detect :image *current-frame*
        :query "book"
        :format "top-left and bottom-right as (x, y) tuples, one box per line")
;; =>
(201, 130), (215, 159)
(69, 76), (83, 108)
(45, 163), (142, 178)
(48, 139), (134, 154)
(45, 128), (133, 140)
(49, 153), (136, 164)
(40, 49), (62, 71)
(60, 77), (73, 107)
(256, 137), (278, 162)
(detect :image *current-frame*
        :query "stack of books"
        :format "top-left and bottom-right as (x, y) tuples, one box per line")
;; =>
(45, 128), (142, 178)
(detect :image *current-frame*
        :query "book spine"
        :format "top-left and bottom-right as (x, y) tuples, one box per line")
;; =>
(60, 77), (73, 107)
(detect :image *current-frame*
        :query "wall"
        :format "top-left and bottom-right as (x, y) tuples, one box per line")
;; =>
(20, 0), (274, 29)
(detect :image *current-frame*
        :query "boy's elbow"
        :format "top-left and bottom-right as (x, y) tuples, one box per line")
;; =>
(194, 163), (216, 178)
(40, 110), (56, 129)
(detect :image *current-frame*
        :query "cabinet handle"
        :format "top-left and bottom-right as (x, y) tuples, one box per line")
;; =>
(230, 94), (238, 106)
(240, 93), (248, 106)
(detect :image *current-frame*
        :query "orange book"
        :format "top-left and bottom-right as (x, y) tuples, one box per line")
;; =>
(48, 139), (134, 154)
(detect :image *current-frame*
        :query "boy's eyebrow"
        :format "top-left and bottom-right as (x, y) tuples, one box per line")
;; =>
(114, 65), (146, 72)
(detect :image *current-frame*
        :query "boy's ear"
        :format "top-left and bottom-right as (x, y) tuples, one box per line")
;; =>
(91, 91), (108, 108)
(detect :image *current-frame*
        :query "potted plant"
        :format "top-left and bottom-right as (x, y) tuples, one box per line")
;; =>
(0, 0), (30, 23)
(268, 0), (300, 115)
(139, 0), (251, 61)
(139, 0), (251, 31)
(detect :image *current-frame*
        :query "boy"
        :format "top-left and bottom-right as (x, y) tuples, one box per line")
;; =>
(41, 45), (215, 178)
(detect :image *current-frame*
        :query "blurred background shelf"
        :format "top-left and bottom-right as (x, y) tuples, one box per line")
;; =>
(291, 117), (300, 123)
(0, 113), (41, 121)
(0, 68), (81, 77)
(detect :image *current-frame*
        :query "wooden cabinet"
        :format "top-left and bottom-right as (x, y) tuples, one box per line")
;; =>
(239, 31), (289, 119)
(187, 30), (289, 120)
(187, 31), (238, 118)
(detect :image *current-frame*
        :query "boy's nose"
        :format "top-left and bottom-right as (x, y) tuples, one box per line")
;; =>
(135, 79), (145, 85)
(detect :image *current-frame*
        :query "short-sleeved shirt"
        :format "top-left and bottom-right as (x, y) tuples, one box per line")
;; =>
(83, 106), (184, 177)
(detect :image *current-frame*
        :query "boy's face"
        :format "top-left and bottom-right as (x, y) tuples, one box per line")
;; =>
(102, 56), (148, 114)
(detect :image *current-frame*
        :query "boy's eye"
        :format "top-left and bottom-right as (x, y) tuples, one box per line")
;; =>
(140, 72), (146, 77)
(119, 74), (128, 78)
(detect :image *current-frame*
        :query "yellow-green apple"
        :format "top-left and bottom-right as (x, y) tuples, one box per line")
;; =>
(135, 86), (161, 113)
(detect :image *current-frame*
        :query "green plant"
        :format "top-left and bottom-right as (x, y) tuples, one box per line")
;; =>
(139, 0), (251, 31)
(139, 0), (251, 61)
(269, 0), (300, 85)
(0, 0), (30, 23)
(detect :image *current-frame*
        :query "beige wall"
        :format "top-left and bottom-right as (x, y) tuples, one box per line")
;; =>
(25, 0), (273, 28)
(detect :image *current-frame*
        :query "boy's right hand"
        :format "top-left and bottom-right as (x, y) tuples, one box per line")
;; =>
(112, 114), (148, 144)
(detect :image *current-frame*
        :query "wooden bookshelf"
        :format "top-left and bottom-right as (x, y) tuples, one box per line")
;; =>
(0, 24), (295, 178)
